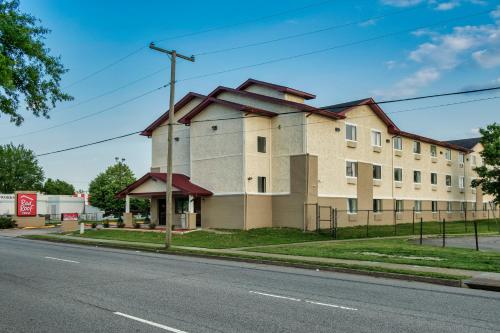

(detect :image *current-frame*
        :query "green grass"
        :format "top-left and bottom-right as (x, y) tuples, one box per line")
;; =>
(327, 219), (499, 240)
(70, 228), (332, 249)
(248, 238), (500, 272)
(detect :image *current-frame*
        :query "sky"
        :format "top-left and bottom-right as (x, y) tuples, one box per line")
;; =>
(1, 0), (499, 191)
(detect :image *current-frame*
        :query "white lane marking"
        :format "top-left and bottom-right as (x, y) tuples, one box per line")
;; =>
(44, 256), (80, 264)
(114, 312), (188, 333)
(249, 291), (301, 302)
(305, 300), (358, 311)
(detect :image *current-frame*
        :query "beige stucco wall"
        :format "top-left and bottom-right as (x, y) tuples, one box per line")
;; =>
(246, 195), (273, 229)
(201, 195), (245, 229)
(129, 179), (179, 194)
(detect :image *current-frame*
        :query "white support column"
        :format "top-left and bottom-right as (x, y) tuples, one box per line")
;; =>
(125, 195), (130, 213)
(188, 195), (194, 213)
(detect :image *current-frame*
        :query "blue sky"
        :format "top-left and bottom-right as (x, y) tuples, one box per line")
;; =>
(1, 0), (499, 190)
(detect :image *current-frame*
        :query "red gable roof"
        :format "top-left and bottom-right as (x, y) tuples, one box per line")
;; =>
(140, 92), (205, 136)
(178, 97), (278, 124)
(237, 78), (316, 100)
(117, 173), (212, 198)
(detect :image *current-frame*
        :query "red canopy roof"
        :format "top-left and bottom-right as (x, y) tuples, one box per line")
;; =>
(116, 173), (212, 198)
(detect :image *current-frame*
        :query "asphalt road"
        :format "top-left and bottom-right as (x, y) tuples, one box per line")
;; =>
(1, 236), (500, 333)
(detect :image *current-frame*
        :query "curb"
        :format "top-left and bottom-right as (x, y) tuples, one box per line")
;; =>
(23, 235), (463, 288)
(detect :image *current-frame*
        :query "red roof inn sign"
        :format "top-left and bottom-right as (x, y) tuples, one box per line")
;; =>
(16, 193), (37, 217)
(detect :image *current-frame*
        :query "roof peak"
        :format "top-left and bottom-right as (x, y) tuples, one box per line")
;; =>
(236, 78), (316, 100)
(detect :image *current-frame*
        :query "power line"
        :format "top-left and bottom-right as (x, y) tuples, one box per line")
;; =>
(195, 5), (424, 56)
(178, 9), (492, 84)
(35, 89), (499, 157)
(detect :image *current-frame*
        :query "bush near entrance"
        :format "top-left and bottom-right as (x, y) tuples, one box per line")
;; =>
(0, 216), (16, 229)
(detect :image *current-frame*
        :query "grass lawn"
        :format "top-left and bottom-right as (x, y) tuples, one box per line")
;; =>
(329, 219), (499, 240)
(248, 238), (500, 272)
(71, 228), (332, 249)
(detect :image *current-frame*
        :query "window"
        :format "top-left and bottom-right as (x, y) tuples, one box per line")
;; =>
(393, 136), (402, 150)
(394, 168), (403, 182)
(431, 172), (437, 185)
(347, 198), (358, 214)
(446, 175), (452, 187)
(257, 136), (266, 153)
(472, 202), (477, 211)
(174, 198), (189, 214)
(346, 161), (358, 178)
(447, 202), (453, 212)
(458, 152), (464, 165)
(395, 200), (404, 212)
(445, 149), (452, 161)
(460, 202), (466, 212)
(373, 199), (383, 213)
(459, 176), (465, 189)
(373, 164), (382, 180)
(413, 141), (421, 154)
(346, 124), (357, 141)
(257, 177), (266, 193)
(430, 145), (437, 157)
(471, 155), (477, 166)
(431, 201), (438, 212)
(371, 130), (382, 147)
(483, 203), (488, 211)
(413, 170), (421, 183)
(414, 200), (422, 212)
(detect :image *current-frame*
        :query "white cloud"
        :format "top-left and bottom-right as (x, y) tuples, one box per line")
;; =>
(382, 0), (486, 10)
(374, 67), (441, 98)
(381, 0), (424, 7)
(472, 49), (500, 68)
(359, 19), (377, 27)
(436, 1), (460, 11)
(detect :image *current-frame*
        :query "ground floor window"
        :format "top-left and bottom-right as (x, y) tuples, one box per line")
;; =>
(347, 198), (357, 214)
(447, 201), (453, 212)
(373, 199), (382, 213)
(175, 197), (189, 214)
(395, 200), (403, 212)
(461, 202), (466, 212)
(431, 201), (438, 212)
(414, 200), (422, 212)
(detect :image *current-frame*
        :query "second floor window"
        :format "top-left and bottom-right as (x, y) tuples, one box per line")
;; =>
(371, 130), (382, 147)
(446, 175), (452, 186)
(393, 137), (402, 150)
(413, 141), (421, 154)
(445, 149), (452, 161)
(394, 168), (403, 182)
(431, 172), (437, 185)
(346, 161), (358, 177)
(373, 165), (382, 180)
(413, 170), (421, 183)
(346, 124), (357, 141)
(471, 155), (477, 165)
(459, 176), (465, 189)
(257, 136), (266, 153)
(458, 152), (465, 164)
(430, 145), (437, 157)
(258, 177), (266, 193)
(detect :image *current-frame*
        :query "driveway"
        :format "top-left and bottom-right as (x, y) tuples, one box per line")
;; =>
(419, 236), (500, 252)
(0, 227), (60, 238)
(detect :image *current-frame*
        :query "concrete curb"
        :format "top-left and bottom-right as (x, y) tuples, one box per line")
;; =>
(23, 235), (464, 288)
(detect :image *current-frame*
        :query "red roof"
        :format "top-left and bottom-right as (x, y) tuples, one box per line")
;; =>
(140, 92), (205, 136)
(178, 97), (278, 124)
(116, 173), (212, 198)
(237, 78), (316, 100)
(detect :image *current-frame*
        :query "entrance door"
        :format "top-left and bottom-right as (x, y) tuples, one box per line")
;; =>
(158, 199), (166, 225)
(194, 198), (201, 227)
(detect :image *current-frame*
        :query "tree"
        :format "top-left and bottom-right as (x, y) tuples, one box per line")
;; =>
(0, 143), (43, 193)
(43, 178), (75, 195)
(0, 0), (72, 125)
(88, 161), (149, 216)
(472, 123), (500, 205)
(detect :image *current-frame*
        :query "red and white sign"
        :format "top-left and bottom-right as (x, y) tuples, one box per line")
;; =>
(62, 213), (79, 221)
(16, 193), (37, 217)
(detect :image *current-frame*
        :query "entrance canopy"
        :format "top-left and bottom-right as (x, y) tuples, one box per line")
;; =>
(117, 173), (212, 198)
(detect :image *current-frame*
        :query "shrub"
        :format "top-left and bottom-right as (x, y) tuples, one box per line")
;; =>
(148, 223), (156, 230)
(0, 216), (16, 229)
(133, 222), (141, 229)
(117, 221), (125, 228)
(103, 221), (110, 228)
(144, 216), (151, 224)
(91, 222), (97, 229)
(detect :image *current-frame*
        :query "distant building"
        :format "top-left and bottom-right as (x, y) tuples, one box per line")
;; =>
(118, 79), (498, 230)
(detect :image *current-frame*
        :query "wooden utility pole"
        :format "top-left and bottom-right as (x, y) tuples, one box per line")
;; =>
(149, 42), (195, 248)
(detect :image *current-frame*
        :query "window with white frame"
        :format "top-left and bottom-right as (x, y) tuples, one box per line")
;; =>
(393, 136), (402, 150)
(413, 170), (421, 183)
(346, 124), (357, 141)
(373, 199), (383, 213)
(432, 201), (438, 212)
(414, 200), (422, 212)
(472, 202), (477, 211)
(458, 152), (465, 165)
(257, 136), (266, 153)
(347, 198), (358, 214)
(445, 149), (452, 161)
(430, 145), (437, 157)
(346, 161), (358, 178)
(257, 177), (266, 193)
(371, 130), (382, 147)
(446, 175), (452, 187)
(413, 141), (421, 154)
(373, 164), (382, 180)
(431, 172), (437, 185)
(394, 168), (403, 182)
(447, 202), (453, 212)
(461, 202), (466, 212)
(459, 176), (465, 189)
(395, 200), (404, 212)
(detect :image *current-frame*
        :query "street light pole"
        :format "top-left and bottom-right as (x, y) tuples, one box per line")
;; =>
(149, 42), (194, 248)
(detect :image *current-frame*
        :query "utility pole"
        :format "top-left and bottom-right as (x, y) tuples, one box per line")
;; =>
(149, 42), (195, 248)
